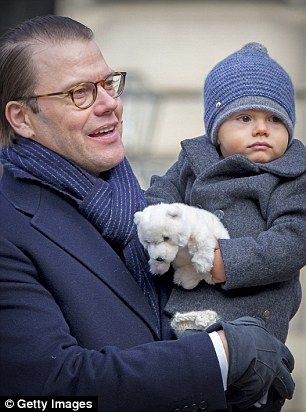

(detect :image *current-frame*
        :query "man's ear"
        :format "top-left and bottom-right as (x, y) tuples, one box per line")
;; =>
(5, 101), (35, 138)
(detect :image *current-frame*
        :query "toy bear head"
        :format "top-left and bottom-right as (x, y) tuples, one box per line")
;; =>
(134, 203), (192, 273)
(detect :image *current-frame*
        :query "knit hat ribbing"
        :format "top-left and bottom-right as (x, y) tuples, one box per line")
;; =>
(204, 42), (295, 145)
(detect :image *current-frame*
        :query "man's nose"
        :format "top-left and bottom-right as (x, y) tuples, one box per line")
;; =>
(92, 86), (118, 114)
(252, 119), (269, 137)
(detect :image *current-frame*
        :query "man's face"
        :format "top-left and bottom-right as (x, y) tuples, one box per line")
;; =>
(25, 40), (124, 174)
(217, 110), (289, 163)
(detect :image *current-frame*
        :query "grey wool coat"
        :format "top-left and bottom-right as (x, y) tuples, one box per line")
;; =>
(146, 136), (306, 342)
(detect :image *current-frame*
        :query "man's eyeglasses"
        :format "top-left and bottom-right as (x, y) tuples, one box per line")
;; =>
(16, 71), (126, 109)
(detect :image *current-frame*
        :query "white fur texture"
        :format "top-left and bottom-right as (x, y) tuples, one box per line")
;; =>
(134, 203), (230, 289)
(171, 310), (220, 337)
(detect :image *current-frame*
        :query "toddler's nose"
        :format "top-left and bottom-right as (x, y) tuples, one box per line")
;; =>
(252, 119), (269, 137)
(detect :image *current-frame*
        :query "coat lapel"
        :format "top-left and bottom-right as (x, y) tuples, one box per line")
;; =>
(2, 170), (160, 338)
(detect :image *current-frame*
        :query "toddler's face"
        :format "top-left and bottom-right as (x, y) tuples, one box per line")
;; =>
(217, 110), (289, 163)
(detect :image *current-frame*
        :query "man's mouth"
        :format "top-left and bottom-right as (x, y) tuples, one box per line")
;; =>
(88, 125), (115, 138)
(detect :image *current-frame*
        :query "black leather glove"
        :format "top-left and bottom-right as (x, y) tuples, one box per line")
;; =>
(205, 316), (295, 410)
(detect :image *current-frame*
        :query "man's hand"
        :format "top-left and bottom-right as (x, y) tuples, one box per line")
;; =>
(206, 317), (295, 410)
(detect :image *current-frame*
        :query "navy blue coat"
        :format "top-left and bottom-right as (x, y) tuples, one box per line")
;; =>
(0, 168), (226, 412)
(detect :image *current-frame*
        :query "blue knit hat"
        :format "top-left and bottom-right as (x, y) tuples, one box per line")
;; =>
(204, 42), (295, 145)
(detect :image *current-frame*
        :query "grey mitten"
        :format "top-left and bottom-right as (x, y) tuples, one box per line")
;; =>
(206, 316), (295, 410)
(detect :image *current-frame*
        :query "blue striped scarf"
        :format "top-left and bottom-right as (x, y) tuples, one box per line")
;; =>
(1, 138), (160, 332)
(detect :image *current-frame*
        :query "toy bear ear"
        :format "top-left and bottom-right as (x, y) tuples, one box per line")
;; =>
(167, 204), (182, 219)
(134, 211), (143, 225)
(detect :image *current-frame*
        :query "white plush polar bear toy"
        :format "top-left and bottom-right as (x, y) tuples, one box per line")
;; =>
(134, 203), (229, 290)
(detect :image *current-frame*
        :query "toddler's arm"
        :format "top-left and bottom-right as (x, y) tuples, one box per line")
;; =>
(219, 173), (306, 290)
(146, 150), (190, 204)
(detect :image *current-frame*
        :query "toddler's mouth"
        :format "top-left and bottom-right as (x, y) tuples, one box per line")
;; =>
(248, 141), (272, 149)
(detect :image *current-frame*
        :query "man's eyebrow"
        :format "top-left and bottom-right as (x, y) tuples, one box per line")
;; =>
(62, 71), (115, 91)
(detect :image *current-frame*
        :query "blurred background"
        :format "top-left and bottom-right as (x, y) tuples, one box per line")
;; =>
(0, 0), (305, 410)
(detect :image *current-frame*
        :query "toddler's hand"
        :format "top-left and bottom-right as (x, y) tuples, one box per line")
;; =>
(211, 247), (226, 283)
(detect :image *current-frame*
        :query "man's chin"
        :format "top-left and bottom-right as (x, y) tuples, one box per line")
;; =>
(98, 148), (125, 173)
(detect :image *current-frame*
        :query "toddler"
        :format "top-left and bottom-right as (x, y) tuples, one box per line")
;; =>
(146, 43), (306, 343)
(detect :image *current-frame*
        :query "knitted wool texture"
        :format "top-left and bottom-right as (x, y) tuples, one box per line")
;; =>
(204, 42), (295, 145)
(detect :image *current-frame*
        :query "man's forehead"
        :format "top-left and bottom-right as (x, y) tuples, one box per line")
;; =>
(31, 39), (110, 88)
(32, 39), (103, 63)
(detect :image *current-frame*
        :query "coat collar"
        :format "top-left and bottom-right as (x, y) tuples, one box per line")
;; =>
(181, 136), (306, 178)
(1, 169), (160, 338)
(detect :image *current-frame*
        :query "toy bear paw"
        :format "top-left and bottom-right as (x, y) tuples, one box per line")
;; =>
(173, 268), (201, 289)
(191, 255), (213, 275)
(149, 258), (170, 275)
(202, 272), (215, 285)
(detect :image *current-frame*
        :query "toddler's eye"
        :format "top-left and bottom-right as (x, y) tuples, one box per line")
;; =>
(163, 236), (170, 241)
(237, 115), (251, 123)
(270, 115), (282, 123)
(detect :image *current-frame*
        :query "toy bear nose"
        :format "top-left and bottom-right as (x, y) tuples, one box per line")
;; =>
(156, 257), (165, 262)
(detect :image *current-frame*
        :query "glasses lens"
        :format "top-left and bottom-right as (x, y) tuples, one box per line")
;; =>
(72, 83), (96, 109)
(103, 73), (125, 98)
(71, 73), (125, 109)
